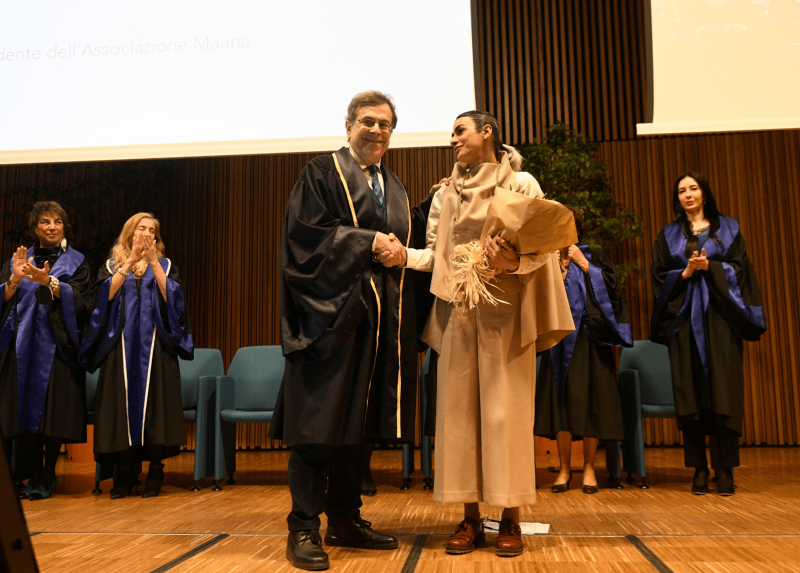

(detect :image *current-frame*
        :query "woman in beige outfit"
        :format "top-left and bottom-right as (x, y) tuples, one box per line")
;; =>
(379, 111), (572, 557)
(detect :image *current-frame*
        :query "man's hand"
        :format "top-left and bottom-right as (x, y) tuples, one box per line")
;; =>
(374, 232), (406, 267)
(486, 235), (519, 272)
(429, 177), (452, 196)
(567, 245), (590, 273)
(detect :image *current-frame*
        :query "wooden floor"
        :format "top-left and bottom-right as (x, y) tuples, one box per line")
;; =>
(21, 447), (800, 572)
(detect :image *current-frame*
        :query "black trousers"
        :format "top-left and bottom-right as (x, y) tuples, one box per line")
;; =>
(683, 422), (740, 469)
(287, 444), (364, 532)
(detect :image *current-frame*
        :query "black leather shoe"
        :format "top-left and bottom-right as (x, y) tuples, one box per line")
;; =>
(717, 467), (735, 496)
(325, 516), (398, 550)
(692, 467), (709, 495)
(287, 530), (329, 571)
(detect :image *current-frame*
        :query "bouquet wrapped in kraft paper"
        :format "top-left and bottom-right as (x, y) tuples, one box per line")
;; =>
(447, 187), (577, 309)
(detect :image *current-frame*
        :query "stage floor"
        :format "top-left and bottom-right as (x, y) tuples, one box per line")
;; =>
(21, 447), (800, 572)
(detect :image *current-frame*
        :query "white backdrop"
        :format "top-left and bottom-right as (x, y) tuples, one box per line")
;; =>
(638, 0), (800, 135)
(0, 0), (476, 163)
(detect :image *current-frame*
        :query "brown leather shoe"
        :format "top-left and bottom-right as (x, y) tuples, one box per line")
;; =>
(445, 517), (485, 554)
(495, 518), (523, 557)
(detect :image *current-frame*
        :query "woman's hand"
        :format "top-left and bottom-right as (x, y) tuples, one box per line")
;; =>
(557, 248), (569, 269)
(429, 177), (452, 196)
(127, 234), (146, 266)
(11, 246), (27, 282)
(142, 236), (159, 266)
(21, 258), (51, 286)
(486, 235), (519, 272)
(689, 248), (709, 271)
(682, 248), (708, 279)
(567, 245), (590, 272)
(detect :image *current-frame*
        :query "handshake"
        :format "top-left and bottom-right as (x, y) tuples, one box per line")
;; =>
(373, 232), (407, 268)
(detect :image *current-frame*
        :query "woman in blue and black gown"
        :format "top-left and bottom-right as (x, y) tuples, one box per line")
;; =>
(80, 212), (193, 499)
(0, 201), (90, 500)
(651, 172), (765, 496)
(534, 207), (632, 494)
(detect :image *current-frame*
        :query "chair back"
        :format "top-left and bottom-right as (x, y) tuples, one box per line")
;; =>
(179, 348), (225, 409)
(227, 345), (285, 411)
(619, 340), (674, 406)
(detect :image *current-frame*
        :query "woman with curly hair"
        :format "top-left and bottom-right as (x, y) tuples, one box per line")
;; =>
(81, 213), (193, 499)
(1, 201), (90, 500)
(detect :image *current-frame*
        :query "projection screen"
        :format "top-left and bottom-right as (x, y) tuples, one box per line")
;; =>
(0, 0), (479, 164)
(638, 0), (800, 136)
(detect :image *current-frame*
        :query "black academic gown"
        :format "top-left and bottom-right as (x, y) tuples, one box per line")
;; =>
(650, 217), (765, 436)
(0, 248), (90, 443)
(535, 247), (632, 441)
(80, 259), (194, 462)
(270, 147), (417, 446)
(409, 194), (437, 436)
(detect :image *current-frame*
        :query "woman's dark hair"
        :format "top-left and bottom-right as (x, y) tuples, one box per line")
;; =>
(455, 110), (505, 159)
(672, 171), (723, 257)
(28, 201), (70, 236)
(566, 205), (585, 242)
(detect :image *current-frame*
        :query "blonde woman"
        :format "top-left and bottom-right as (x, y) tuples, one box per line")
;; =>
(80, 213), (193, 499)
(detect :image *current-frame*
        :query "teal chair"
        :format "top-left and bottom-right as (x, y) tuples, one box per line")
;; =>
(180, 349), (225, 490)
(213, 345), (284, 491)
(618, 340), (676, 488)
(90, 349), (224, 493)
(401, 349), (434, 490)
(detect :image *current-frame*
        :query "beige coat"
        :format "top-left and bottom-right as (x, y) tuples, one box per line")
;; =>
(405, 153), (574, 506)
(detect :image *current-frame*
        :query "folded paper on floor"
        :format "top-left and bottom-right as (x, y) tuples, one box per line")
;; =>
(484, 519), (551, 535)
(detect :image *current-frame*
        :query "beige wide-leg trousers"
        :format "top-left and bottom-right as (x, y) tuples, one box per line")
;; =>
(433, 293), (537, 507)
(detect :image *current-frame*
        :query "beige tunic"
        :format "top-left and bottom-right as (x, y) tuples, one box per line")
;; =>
(405, 153), (573, 506)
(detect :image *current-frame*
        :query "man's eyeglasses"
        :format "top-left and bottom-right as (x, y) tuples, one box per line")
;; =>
(356, 117), (393, 133)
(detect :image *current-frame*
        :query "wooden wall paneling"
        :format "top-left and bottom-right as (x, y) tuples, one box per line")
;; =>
(598, 130), (800, 446)
(473, 0), (647, 143)
(564, 1), (578, 130)
(3, 0), (800, 449)
(521, 1), (535, 143)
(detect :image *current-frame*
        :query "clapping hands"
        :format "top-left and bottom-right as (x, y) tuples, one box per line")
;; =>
(682, 248), (708, 279)
(374, 232), (406, 268)
(11, 246), (27, 282)
(128, 234), (158, 266)
(12, 245), (51, 286)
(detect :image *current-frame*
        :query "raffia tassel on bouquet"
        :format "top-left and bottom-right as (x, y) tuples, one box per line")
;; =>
(445, 187), (578, 313)
(446, 239), (507, 311)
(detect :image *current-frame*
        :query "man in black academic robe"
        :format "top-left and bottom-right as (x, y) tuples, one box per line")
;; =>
(269, 90), (417, 571)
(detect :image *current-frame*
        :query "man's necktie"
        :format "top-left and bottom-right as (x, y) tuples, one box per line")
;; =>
(368, 165), (384, 205)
